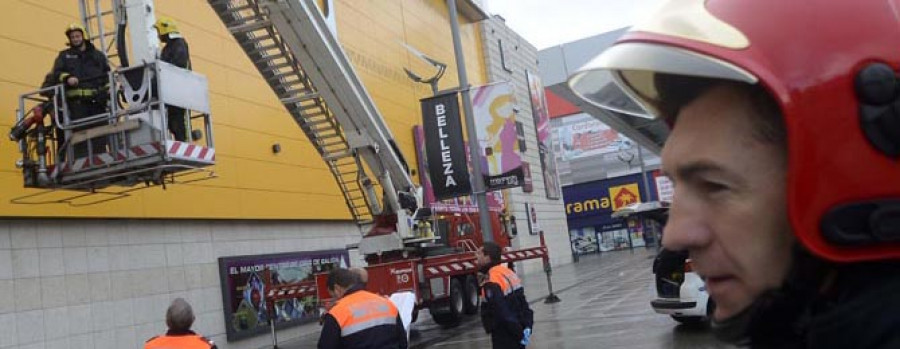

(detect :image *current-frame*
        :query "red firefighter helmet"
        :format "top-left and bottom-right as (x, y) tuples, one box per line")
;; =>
(569, 0), (900, 262)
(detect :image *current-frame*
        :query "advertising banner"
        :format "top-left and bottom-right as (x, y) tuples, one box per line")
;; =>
(527, 71), (561, 199)
(521, 161), (534, 193)
(218, 250), (349, 341)
(654, 173), (674, 203)
(470, 82), (524, 190)
(527, 202), (541, 235)
(421, 92), (471, 200)
(562, 171), (658, 230)
(558, 118), (623, 161)
(414, 126), (505, 213)
(413, 125), (436, 205)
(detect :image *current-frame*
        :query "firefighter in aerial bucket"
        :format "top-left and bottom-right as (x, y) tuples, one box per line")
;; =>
(50, 23), (111, 158)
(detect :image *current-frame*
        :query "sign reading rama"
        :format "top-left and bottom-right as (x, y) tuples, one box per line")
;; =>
(421, 92), (471, 199)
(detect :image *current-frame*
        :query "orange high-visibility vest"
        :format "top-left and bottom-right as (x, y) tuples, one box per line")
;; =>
(145, 334), (214, 349)
(328, 290), (400, 337)
(481, 264), (523, 299)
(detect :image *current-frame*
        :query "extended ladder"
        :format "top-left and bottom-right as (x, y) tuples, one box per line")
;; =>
(208, 0), (418, 227)
(78, 0), (124, 66)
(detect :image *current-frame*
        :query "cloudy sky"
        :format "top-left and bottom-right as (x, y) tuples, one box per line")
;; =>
(483, 0), (665, 49)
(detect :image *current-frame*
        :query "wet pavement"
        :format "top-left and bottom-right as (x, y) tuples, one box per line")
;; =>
(277, 248), (733, 349)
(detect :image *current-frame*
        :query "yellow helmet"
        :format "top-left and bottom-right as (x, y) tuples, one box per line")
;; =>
(154, 17), (179, 36)
(65, 23), (86, 37)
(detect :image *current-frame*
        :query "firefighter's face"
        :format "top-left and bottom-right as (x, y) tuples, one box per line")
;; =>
(68, 30), (84, 48)
(475, 247), (489, 266)
(661, 84), (794, 321)
(329, 284), (347, 299)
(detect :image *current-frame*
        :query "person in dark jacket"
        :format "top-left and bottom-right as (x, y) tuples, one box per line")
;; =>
(567, 1), (900, 347)
(145, 298), (217, 349)
(318, 268), (408, 349)
(477, 242), (534, 348)
(154, 16), (192, 142)
(51, 23), (111, 158)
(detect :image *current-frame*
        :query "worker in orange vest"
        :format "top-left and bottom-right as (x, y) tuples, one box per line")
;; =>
(145, 298), (216, 349)
(477, 242), (534, 348)
(318, 268), (408, 349)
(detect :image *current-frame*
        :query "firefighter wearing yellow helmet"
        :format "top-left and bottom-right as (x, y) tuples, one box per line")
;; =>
(154, 16), (192, 142)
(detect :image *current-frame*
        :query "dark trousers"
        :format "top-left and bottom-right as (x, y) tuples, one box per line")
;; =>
(66, 98), (108, 158)
(167, 105), (189, 142)
(491, 333), (525, 349)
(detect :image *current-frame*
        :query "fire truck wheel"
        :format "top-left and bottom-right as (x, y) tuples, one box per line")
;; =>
(430, 278), (463, 327)
(462, 275), (479, 315)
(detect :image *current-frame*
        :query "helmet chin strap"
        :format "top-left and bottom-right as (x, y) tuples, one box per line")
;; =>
(711, 245), (830, 346)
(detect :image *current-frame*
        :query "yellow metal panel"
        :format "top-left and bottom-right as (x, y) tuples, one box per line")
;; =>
(228, 128), (325, 172)
(237, 189), (349, 220)
(224, 98), (304, 141)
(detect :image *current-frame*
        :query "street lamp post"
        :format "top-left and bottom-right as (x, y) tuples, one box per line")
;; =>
(446, 0), (493, 241)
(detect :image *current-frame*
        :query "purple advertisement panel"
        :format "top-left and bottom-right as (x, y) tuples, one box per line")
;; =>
(470, 82), (524, 190)
(218, 250), (349, 341)
(527, 70), (562, 199)
(413, 125), (436, 205)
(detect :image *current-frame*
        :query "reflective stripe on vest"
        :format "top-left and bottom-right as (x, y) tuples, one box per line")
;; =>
(144, 334), (213, 349)
(329, 290), (399, 337)
(65, 88), (98, 98)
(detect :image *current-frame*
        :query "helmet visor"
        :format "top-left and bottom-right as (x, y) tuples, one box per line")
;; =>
(568, 42), (758, 118)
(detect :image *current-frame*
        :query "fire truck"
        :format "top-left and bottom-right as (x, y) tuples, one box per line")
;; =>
(9, 0), (555, 339)
(201, 0), (555, 333)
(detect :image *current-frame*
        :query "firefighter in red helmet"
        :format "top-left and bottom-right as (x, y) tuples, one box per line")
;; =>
(570, 0), (900, 347)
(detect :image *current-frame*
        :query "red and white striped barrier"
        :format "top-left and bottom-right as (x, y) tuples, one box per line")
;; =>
(166, 140), (215, 163)
(50, 141), (214, 178)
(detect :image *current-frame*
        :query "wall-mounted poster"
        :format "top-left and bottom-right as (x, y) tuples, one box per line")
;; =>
(526, 70), (561, 199)
(521, 161), (533, 193)
(558, 118), (623, 161)
(218, 250), (349, 341)
(524, 202), (541, 235)
(570, 226), (599, 255)
(470, 82), (524, 191)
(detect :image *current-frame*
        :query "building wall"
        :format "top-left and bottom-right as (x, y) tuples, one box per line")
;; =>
(479, 16), (571, 274)
(0, 218), (360, 349)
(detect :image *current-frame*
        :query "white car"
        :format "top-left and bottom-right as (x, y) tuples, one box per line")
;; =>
(651, 250), (714, 324)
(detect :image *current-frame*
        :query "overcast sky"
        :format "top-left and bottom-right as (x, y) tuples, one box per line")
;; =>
(483, 0), (665, 50)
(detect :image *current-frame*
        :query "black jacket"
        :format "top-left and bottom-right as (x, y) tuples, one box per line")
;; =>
(803, 263), (900, 348)
(480, 265), (534, 348)
(51, 41), (110, 89)
(745, 261), (900, 348)
(161, 36), (191, 70)
(318, 287), (408, 349)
